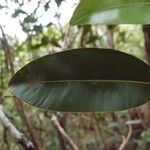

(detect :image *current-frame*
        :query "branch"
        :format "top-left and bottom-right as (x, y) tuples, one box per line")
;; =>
(106, 25), (116, 49)
(119, 125), (132, 150)
(45, 113), (79, 150)
(0, 105), (34, 150)
(143, 25), (150, 64)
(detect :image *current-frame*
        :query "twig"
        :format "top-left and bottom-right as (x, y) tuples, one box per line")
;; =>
(0, 105), (34, 150)
(56, 114), (67, 150)
(143, 25), (150, 64)
(45, 112), (79, 150)
(107, 25), (115, 49)
(118, 125), (132, 150)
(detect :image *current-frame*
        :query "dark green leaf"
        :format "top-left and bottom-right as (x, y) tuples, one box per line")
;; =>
(44, 1), (50, 11)
(9, 48), (150, 112)
(70, 0), (150, 25)
(12, 9), (27, 18)
(24, 16), (37, 23)
(0, 5), (7, 9)
(33, 25), (43, 33)
(86, 35), (98, 44)
(55, 0), (63, 7)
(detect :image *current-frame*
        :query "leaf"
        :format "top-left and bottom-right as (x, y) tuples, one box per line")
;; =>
(24, 16), (37, 23)
(0, 5), (8, 9)
(12, 9), (27, 18)
(9, 48), (150, 112)
(44, 1), (50, 11)
(70, 0), (150, 25)
(55, 0), (63, 7)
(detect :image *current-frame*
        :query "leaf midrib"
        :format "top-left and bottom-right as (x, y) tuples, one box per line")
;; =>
(10, 79), (150, 86)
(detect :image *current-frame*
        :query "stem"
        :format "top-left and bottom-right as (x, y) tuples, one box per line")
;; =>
(45, 112), (79, 150)
(119, 125), (132, 150)
(0, 105), (34, 150)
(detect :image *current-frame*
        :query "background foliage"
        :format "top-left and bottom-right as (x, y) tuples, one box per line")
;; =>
(0, 0), (150, 150)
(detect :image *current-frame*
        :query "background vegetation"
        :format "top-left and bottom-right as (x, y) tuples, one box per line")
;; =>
(0, 0), (150, 150)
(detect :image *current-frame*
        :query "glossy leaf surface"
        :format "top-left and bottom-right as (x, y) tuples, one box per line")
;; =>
(9, 48), (150, 112)
(70, 0), (150, 25)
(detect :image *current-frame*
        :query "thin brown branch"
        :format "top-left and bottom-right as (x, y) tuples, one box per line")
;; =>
(143, 25), (150, 64)
(56, 114), (67, 150)
(45, 112), (79, 150)
(15, 99), (41, 150)
(0, 105), (34, 150)
(107, 25), (115, 49)
(80, 25), (91, 47)
(119, 125), (132, 150)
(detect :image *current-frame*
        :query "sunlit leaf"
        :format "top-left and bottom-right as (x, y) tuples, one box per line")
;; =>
(70, 0), (150, 25)
(9, 48), (150, 112)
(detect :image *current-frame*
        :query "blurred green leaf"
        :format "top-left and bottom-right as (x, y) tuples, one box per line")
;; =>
(44, 1), (51, 11)
(0, 4), (7, 9)
(70, 0), (150, 25)
(50, 38), (61, 47)
(86, 35), (98, 44)
(12, 9), (27, 18)
(24, 15), (37, 23)
(55, 0), (64, 7)
(141, 129), (150, 143)
(33, 25), (43, 33)
(41, 36), (49, 46)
